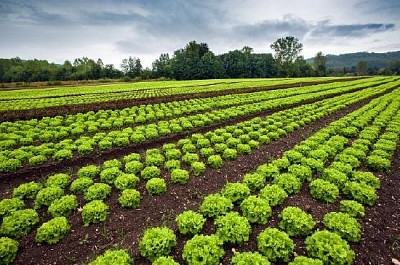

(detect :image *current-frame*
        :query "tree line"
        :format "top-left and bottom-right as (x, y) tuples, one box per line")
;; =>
(1, 36), (398, 83)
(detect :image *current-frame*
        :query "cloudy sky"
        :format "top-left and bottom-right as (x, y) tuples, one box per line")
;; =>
(0, 0), (399, 68)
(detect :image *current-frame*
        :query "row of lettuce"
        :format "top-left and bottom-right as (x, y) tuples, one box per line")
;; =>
(85, 87), (399, 264)
(0, 86), (398, 264)
(0, 77), (337, 111)
(0, 78), (397, 174)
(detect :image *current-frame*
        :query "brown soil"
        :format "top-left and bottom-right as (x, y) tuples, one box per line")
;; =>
(5, 87), (398, 265)
(0, 77), (365, 121)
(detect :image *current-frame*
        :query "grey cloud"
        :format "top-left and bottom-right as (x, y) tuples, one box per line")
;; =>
(312, 21), (395, 37)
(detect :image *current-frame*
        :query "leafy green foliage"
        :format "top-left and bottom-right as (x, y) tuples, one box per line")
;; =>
(13, 181), (43, 200)
(305, 230), (355, 264)
(100, 167), (122, 184)
(45, 173), (71, 188)
(88, 249), (132, 265)
(35, 216), (70, 244)
(153, 256), (179, 265)
(118, 189), (141, 208)
(145, 178), (167, 196)
(170, 169), (190, 184)
(114, 173), (139, 190)
(273, 173), (302, 194)
(284, 150), (303, 164)
(0, 237), (19, 265)
(223, 148), (238, 160)
(215, 212), (251, 244)
(141, 166), (161, 180)
(175, 210), (206, 235)
(182, 235), (224, 265)
(165, 160), (181, 172)
(231, 251), (270, 265)
(34, 186), (64, 209)
(288, 256), (323, 265)
(243, 173), (265, 191)
(339, 200), (365, 218)
(366, 155), (391, 171)
(321, 168), (348, 189)
(0, 209), (39, 238)
(343, 181), (377, 206)
(256, 164), (279, 181)
(124, 160), (144, 174)
(259, 184), (288, 207)
(0, 159), (22, 173)
(84, 183), (111, 201)
(288, 164), (312, 182)
(28, 155), (47, 166)
(352, 171), (380, 189)
(182, 153), (200, 165)
(200, 194), (233, 218)
(207, 155), (223, 169)
(69, 177), (94, 194)
(139, 227), (176, 262)
(103, 159), (122, 169)
(240, 196), (271, 224)
(52, 149), (73, 161)
(279, 206), (315, 237)
(48, 195), (77, 217)
(77, 165), (100, 179)
(222, 182), (250, 203)
(309, 179), (339, 203)
(323, 212), (361, 242)
(236, 144), (251, 155)
(191, 161), (206, 176)
(0, 198), (24, 219)
(257, 228), (294, 262)
(81, 200), (109, 226)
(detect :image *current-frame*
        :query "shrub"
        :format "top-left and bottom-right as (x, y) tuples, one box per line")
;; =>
(240, 196), (271, 224)
(231, 251), (270, 265)
(89, 249), (132, 265)
(176, 210), (206, 235)
(259, 184), (288, 207)
(13, 181), (43, 200)
(352, 171), (380, 189)
(0, 209), (39, 238)
(256, 164), (279, 181)
(35, 216), (70, 244)
(309, 179), (339, 203)
(46, 173), (70, 188)
(207, 155), (223, 169)
(305, 230), (355, 264)
(84, 183), (112, 201)
(0, 237), (19, 265)
(170, 169), (190, 184)
(34, 186), (64, 209)
(118, 189), (141, 208)
(273, 173), (302, 194)
(288, 164), (312, 182)
(81, 200), (109, 226)
(288, 256), (323, 265)
(222, 182), (250, 203)
(124, 160), (143, 174)
(52, 149), (73, 161)
(182, 153), (199, 165)
(257, 228), (294, 262)
(323, 212), (361, 242)
(77, 165), (100, 179)
(243, 173), (265, 192)
(114, 173), (139, 190)
(222, 148), (238, 160)
(321, 168), (348, 189)
(153, 256), (179, 265)
(141, 166), (161, 180)
(339, 200), (365, 218)
(146, 178), (167, 196)
(0, 198), (24, 219)
(215, 212), (251, 244)
(139, 227), (176, 262)
(48, 195), (78, 217)
(342, 181), (377, 206)
(182, 235), (224, 265)
(100, 167), (122, 184)
(191, 161), (206, 176)
(70, 177), (94, 194)
(279, 206), (315, 237)
(200, 194), (233, 218)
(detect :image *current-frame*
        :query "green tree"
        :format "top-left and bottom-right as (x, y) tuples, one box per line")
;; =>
(313, 51), (327, 76)
(121, 56), (142, 78)
(356, 61), (368, 76)
(270, 36), (303, 77)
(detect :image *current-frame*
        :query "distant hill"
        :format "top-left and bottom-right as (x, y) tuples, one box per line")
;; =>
(307, 51), (400, 69)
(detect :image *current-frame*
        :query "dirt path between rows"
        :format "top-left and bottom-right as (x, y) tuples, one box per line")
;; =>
(8, 86), (396, 265)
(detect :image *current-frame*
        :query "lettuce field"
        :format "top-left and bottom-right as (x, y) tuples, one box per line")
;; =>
(0, 77), (399, 264)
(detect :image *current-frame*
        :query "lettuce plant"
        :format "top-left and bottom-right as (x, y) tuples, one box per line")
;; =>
(240, 196), (271, 224)
(352, 171), (380, 189)
(0, 198), (24, 219)
(288, 256), (323, 265)
(77, 165), (100, 179)
(222, 148), (238, 160)
(139, 227), (176, 262)
(279, 206), (315, 237)
(88, 249), (132, 265)
(35, 216), (70, 244)
(321, 168), (348, 189)
(323, 212), (361, 242)
(342, 181), (377, 206)
(45, 173), (71, 188)
(118, 189), (140, 208)
(81, 200), (109, 226)
(52, 149), (73, 161)
(171, 169), (190, 184)
(100, 167), (122, 184)
(191, 161), (206, 176)
(339, 200), (365, 218)
(200, 194), (233, 218)
(34, 186), (64, 209)
(222, 182), (250, 203)
(175, 210), (206, 235)
(207, 155), (223, 169)
(259, 184), (288, 207)
(215, 212), (251, 244)
(243, 173), (265, 192)
(257, 228), (294, 262)
(273, 173), (302, 194)
(124, 160), (143, 174)
(256, 164), (279, 181)
(48, 195), (78, 217)
(146, 178), (167, 196)
(366, 155), (391, 171)
(0, 209), (39, 238)
(0, 237), (19, 265)
(114, 173), (139, 190)
(309, 179), (338, 203)
(70, 177), (94, 194)
(141, 166), (161, 180)
(182, 235), (224, 265)
(182, 153), (200, 165)
(153, 256), (179, 265)
(84, 183), (111, 201)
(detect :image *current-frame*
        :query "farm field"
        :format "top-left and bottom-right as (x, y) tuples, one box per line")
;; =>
(0, 77), (399, 265)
